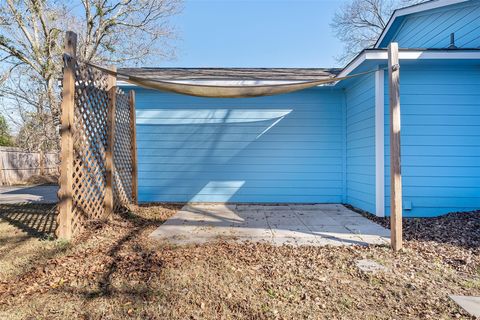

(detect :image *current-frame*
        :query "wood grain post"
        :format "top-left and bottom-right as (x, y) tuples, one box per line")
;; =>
(129, 90), (138, 204)
(388, 42), (403, 251)
(39, 149), (45, 176)
(104, 68), (117, 218)
(57, 31), (77, 240)
(0, 149), (5, 185)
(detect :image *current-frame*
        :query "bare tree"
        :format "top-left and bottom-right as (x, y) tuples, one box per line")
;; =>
(331, 0), (426, 64)
(0, 0), (182, 151)
(78, 0), (181, 64)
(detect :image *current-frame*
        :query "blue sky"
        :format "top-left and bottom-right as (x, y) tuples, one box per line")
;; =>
(158, 0), (344, 68)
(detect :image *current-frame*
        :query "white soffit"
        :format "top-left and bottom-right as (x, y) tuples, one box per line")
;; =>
(337, 50), (480, 79)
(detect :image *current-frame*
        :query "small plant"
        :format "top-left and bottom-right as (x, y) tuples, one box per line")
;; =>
(339, 297), (354, 310)
(266, 288), (277, 299)
(463, 278), (480, 290)
(54, 239), (71, 251)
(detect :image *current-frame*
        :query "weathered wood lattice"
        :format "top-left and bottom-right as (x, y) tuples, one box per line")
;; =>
(72, 59), (109, 233)
(113, 88), (135, 211)
(57, 31), (137, 239)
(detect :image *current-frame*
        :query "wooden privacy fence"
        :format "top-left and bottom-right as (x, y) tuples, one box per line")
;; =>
(57, 31), (137, 239)
(0, 147), (58, 185)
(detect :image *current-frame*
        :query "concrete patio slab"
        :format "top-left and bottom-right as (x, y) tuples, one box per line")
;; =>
(150, 203), (390, 247)
(237, 204), (292, 211)
(266, 215), (304, 227)
(270, 225), (314, 238)
(288, 203), (344, 211)
(345, 224), (391, 237)
(0, 185), (58, 204)
(295, 212), (340, 226)
(449, 295), (480, 318)
(329, 217), (374, 227)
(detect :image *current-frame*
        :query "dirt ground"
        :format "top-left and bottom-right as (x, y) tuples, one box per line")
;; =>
(0, 203), (479, 319)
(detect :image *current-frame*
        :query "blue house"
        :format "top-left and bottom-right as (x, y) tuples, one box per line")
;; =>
(119, 0), (480, 217)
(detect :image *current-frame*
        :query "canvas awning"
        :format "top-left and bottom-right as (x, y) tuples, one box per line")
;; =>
(86, 60), (377, 98)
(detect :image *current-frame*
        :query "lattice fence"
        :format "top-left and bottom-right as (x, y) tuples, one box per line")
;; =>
(57, 34), (136, 239)
(70, 59), (110, 232)
(113, 88), (135, 211)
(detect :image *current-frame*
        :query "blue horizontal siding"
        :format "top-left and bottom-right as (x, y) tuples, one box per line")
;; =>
(345, 73), (376, 213)
(381, 1), (480, 48)
(129, 62), (480, 216)
(143, 195), (344, 203)
(135, 87), (345, 203)
(139, 179), (343, 188)
(384, 65), (480, 217)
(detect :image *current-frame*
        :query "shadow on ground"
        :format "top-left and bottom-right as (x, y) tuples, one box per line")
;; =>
(0, 204), (478, 319)
(0, 203), (57, 238)
(0, 185), (59, 204)
(67, 204), (182, 299)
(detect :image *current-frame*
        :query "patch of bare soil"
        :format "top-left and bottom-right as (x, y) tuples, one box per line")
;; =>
(0, 203), (479, 319)
(26, 174), (59, 186)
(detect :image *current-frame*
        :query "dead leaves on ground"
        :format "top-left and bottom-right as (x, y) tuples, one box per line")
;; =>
(0, 205), (479, 319)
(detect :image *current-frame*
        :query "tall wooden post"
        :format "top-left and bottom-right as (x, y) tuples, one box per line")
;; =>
(129, 91), (138, 204)
(57, 31), (77, 240)
(105, 68), (117, 218)
(39, 149), (45, 176)
(388, 42), (403, 251)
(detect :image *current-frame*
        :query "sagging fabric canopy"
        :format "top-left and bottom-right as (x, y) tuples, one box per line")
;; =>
(86, 60), (377, 98)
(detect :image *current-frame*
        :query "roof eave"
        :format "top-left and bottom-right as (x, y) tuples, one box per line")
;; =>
(337, 48), (480, 79)
(374, 0), (470, 48)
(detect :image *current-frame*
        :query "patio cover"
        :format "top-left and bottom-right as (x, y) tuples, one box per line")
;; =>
(88, 61), (377, 98)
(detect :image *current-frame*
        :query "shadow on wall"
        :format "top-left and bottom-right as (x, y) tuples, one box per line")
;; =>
(135, 86), (346, 204)
(0, 147), (58, 185)
(134, 87), (345, 204)
(136, 108), (305, 202)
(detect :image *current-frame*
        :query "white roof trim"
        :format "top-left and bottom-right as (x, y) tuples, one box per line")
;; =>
(337, 49), (480, 78)
(116, 50), (480, 87)
(374, 69), (385, 217)
(374, 0), (469, 48)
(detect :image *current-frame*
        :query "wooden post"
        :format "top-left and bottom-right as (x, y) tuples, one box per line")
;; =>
(0, 149), (5, 185)
(39, 149), (45, 176)
(129, 91), (138, 204)
(57, 31), (77, 240)
(104, 68), (117, 218)
(388, 42), (403, 251)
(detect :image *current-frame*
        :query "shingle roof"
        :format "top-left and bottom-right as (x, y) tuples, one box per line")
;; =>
(116, 67), (341, 81)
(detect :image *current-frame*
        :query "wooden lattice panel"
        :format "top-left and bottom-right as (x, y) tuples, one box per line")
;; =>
(71, 60), (110, 233)
(113, 88), (134, 211)
(60, 58), (134, 236)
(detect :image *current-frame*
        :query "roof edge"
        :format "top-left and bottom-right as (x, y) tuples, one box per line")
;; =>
(374, 0), (470, 48)
(337, 48), (480, 78)
(116, 67), (342, 82)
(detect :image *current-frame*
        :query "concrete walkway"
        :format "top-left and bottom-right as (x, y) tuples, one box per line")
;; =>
(150, 203), (390, 246)
(0, 185), (59, 204)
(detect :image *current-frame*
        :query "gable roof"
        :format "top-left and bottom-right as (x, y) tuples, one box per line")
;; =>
(374, 0), (470, 48)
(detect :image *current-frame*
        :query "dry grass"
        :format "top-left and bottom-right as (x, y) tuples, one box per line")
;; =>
(0, 203), (479, 319)
(0, 204), (67, 282)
